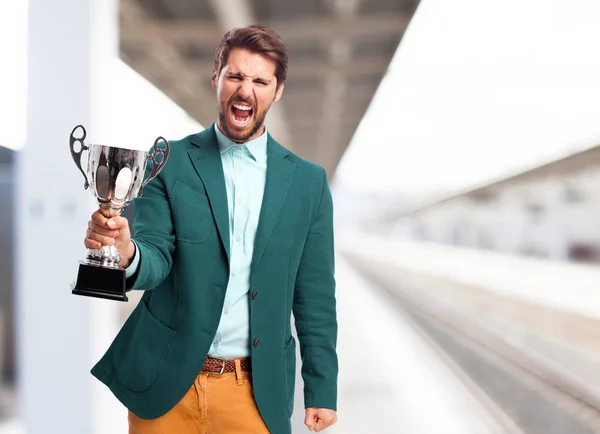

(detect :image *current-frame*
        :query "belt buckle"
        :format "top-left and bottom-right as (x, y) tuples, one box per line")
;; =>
(214, 357), (225, 375)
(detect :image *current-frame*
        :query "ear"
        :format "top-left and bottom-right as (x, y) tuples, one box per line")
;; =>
(274, 82), (285, 102)
(211, 69), (218, 89)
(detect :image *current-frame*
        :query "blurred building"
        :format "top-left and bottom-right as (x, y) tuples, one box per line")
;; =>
(379, 144), (600, 263)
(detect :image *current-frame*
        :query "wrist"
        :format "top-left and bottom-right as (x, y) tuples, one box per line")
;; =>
(122, 240), (136, 268)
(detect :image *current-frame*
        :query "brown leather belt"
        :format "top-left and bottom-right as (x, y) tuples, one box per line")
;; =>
(201, 356), (251, 374)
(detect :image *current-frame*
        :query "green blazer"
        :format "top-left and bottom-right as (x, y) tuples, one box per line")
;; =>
(91, 124), (338, 434)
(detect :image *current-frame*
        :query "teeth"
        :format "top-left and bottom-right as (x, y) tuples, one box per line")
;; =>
(233, 103), (252, 111)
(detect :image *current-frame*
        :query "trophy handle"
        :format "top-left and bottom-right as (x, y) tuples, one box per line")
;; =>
(138, 136), (170, 197)
(69, 125), (90, 189)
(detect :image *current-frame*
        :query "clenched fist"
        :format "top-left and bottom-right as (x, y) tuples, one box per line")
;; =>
(305, 408), (337, 432)
(84, 210), (135, 268)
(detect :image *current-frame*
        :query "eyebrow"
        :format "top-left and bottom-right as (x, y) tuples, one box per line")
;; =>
(226, 71), (272, 84)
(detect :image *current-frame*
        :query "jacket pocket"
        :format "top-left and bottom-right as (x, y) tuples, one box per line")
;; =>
(169, 179), (212, 244)
(112, 301), (176, 392)
(284, 336), (296, 417)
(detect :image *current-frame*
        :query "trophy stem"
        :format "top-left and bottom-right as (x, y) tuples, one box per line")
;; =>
(99, 203), (126, 216)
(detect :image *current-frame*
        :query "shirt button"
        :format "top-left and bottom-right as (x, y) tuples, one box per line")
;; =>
(253, 338), (260, 347)
(213, 341), (219, 348)
(252, 290), (258, 300)
(235, 235), (241, 242)
(224, 307), (229, 314)
(231, 270), (236, 277)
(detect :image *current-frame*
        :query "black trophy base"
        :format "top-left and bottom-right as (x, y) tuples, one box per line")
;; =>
(72, 262), (129, 302)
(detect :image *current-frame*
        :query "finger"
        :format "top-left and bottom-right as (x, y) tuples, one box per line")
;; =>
(314, 419), (332, 432)
(314, 418), (322, 433)
(102, 208), (120, 218)
(310, 415), (320, 432)
(314, 418), (328, 433)
(304, 408), (316, 424)
(305, 410), (317, 432)
(84, 236), (102, 250)
(86, 228), (115, 246)
(88, 220), (119, 237)
(106, 215), (129, 231)
(91, 211), (111, 228)
(316, 413), (338, 432)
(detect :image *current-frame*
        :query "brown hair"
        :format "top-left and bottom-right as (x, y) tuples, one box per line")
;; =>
(214, 25), (288, 88)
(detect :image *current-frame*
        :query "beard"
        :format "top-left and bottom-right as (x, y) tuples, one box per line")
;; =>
(218, 97), (269, 144)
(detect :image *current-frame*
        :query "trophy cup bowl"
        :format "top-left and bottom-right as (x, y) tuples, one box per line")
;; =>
(69, 124), (170, 301)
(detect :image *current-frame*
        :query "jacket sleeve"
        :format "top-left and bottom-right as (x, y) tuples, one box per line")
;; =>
(126, 170), (176, 290)
(293, 168), (338, 410)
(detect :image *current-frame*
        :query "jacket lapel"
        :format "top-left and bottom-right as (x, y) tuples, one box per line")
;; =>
(252, 134), (296, 271)
(188, 125), (230, 261)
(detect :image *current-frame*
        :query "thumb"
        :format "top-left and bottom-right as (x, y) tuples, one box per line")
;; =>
(305, 408), (318, 431)
(107, 215), (130, 231)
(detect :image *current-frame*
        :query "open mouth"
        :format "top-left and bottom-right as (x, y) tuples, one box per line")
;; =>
(230, 102), (254, 127)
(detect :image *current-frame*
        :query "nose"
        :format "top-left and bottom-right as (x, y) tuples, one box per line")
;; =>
(238, 80), (253, 99)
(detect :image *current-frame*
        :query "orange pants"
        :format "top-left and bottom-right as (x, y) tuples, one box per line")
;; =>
(128, 364), (269, 434)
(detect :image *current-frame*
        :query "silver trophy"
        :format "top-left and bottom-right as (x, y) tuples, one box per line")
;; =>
(69, 124), (170, 301)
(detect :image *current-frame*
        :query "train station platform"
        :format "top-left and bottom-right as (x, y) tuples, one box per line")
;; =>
(337, 230), (600, 434)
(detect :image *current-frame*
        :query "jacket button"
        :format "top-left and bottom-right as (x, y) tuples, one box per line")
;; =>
(252, 290), (258, 300)
(253, 338), (260, 347)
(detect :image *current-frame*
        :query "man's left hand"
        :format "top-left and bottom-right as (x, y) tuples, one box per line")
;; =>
(304, 408), (337, 432)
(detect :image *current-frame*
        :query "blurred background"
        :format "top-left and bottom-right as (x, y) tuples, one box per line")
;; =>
(2, 0), (600, 432)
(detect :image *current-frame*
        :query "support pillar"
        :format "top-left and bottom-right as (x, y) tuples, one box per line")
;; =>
(16, 1), (125, 432)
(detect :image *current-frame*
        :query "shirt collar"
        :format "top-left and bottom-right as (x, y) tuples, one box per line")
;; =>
(214, 123), (268, 164)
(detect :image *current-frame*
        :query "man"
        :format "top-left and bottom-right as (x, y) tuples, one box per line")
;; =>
(85, 25), (338, 433)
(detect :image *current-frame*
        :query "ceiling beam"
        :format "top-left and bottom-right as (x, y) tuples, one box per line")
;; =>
(290, 117), (364, 132)
(120, 0), (216, 126)
(206, 0), (254, 29)
(289, 56), (390, 79)
(282, 85), (377, 102)
(314, 0), (360, 177)
(128, 56), (391, 81)
(120, 13), (411, 48)
(119, 0), (414, 176)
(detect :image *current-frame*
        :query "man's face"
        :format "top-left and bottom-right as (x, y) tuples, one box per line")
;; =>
(212, 48), (284, 143)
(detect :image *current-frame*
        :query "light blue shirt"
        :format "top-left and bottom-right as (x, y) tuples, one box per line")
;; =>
(126, 124), (267, 359)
